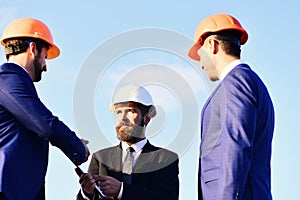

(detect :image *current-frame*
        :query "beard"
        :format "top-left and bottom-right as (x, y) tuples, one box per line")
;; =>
(33, 54), (43, 82)
(116, 121), (145, 143)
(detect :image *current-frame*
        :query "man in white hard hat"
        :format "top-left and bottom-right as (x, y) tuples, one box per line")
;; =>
(77, 85), (179, 200)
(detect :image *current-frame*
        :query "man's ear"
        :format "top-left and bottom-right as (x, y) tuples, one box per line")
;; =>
(28, 42), (37, 58)
(208, 38), (219, 54)
(144, 113), (151, 126)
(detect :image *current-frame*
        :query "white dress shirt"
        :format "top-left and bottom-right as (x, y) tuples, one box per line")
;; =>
(220, 59), (245, 81)
(8, 62), (28, 73)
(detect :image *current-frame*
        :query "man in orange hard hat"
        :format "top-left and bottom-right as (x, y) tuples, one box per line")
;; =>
(188, 14), (274, 200)
(0, 18), (90, 200)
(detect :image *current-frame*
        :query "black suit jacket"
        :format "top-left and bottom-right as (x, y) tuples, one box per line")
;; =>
(77, 141), (179, 200)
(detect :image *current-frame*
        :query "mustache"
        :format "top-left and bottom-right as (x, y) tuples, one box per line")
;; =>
(116, 121), (134, 130)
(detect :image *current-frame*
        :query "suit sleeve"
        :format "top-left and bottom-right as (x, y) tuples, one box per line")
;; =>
(0, 73), (85, 163)
(218, 73), (258, 198)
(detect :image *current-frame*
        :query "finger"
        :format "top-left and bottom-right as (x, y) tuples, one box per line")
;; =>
(81, 179), (96, 192)
(99, 180), (105, 187)
(81, 177), (95, 187)
(79, 173), (89, 182)
(83, 182), (96, 194)
(95, 174), (106, 182)
(79, 173), (94, 185)
(81, 138), (89, 144)
(86, 180), (96, 190)
(100, 184), (109, 193)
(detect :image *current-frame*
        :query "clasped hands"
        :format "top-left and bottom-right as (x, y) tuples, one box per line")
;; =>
(79, 173), (122, 198)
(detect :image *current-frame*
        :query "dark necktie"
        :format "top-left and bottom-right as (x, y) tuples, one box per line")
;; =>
(122, 147), (135, 184)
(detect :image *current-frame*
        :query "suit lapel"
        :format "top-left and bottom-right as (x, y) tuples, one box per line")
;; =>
(200, 64), (251, 157)
(133, 142), (158, 173)
(201, 83), (221, 138)
(107, 145), (122, 172)
(201, 63), (250, 124)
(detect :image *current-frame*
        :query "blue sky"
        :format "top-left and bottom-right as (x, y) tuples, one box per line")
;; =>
(1, 0), (299, 199)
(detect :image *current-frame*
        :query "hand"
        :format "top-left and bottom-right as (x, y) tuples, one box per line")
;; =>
(80, 138), (90, 164)
(79, 173), (97, 195)
(94, 175), (122, 198)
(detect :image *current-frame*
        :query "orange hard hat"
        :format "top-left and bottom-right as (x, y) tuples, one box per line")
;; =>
(0, 18), (60, 59)
(188, 13), (248, 61)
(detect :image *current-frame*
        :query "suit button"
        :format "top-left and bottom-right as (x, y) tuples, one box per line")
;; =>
(234, 190), (240, 200)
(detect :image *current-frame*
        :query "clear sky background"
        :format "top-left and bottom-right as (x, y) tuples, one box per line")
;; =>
(0, 0), (299, 199)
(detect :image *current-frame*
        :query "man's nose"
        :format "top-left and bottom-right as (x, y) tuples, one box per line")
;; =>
(43, 65), (47, 72)
(121, 112), (129, 122)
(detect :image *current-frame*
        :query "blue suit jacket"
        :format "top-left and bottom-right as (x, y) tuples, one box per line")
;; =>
(0, 63), (86, 200)
(199, 64), (274, 200)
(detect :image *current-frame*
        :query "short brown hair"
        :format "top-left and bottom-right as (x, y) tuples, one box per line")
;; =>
(4, 38), (50, 60)
(212, 30), (242, 58)
(115, 101), (152, 117)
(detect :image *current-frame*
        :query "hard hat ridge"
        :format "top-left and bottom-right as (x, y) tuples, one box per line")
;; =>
(0, 18), (60, 59)
(110, 85), (157, 117)
(188, 13), (248, 61)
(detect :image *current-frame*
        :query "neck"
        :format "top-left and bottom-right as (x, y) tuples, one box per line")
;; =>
(216, 55), (239, 79)
(126, 137), (145, 146)
(8, 53), (31, 73)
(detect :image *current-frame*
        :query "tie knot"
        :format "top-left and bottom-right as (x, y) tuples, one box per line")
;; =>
(127, 147), (135, 153)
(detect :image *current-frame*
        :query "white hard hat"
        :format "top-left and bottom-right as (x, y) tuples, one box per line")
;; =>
(110, 85), (156, 117)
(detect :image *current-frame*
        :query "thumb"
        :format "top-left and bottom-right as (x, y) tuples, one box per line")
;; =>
(81, 138), (89, 145)
(94, 175), (106, 182)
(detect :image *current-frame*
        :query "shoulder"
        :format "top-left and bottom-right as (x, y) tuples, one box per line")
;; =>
(222, 64), (265, 94)
(135, 143), (179, 173)
(0, 63), (28, 76)
(225, 64), (262, 85)
(145, 142), (179, 161)
(0, 63), (32, 88)
(92, 145), (121, 158)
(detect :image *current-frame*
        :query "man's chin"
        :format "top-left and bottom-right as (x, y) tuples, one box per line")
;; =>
(117, 131), (131, 140)
(117, 132), (144, 143)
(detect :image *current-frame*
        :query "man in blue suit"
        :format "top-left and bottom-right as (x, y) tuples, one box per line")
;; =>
(0, 18), (90, 200)
(188, 14), (275, 199)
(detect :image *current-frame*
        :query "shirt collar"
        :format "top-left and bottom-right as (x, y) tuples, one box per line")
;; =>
(7, 61), (29, 74)
(220, 59), (244, 81)
(121, 138), (148, 152)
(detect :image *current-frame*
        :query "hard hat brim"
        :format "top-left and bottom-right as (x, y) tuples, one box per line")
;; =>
(1, 35), (60, 60)
(188, 43), (201, 61)
(47, 43), (60, 60)
(110, 103), (157, 118)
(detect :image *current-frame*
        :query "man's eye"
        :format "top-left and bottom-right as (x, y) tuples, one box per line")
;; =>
(116, 110), (122, 115)
(129, 109), (136, 113)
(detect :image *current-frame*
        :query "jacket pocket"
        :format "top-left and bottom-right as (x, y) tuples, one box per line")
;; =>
(202, 167), (219, 183)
